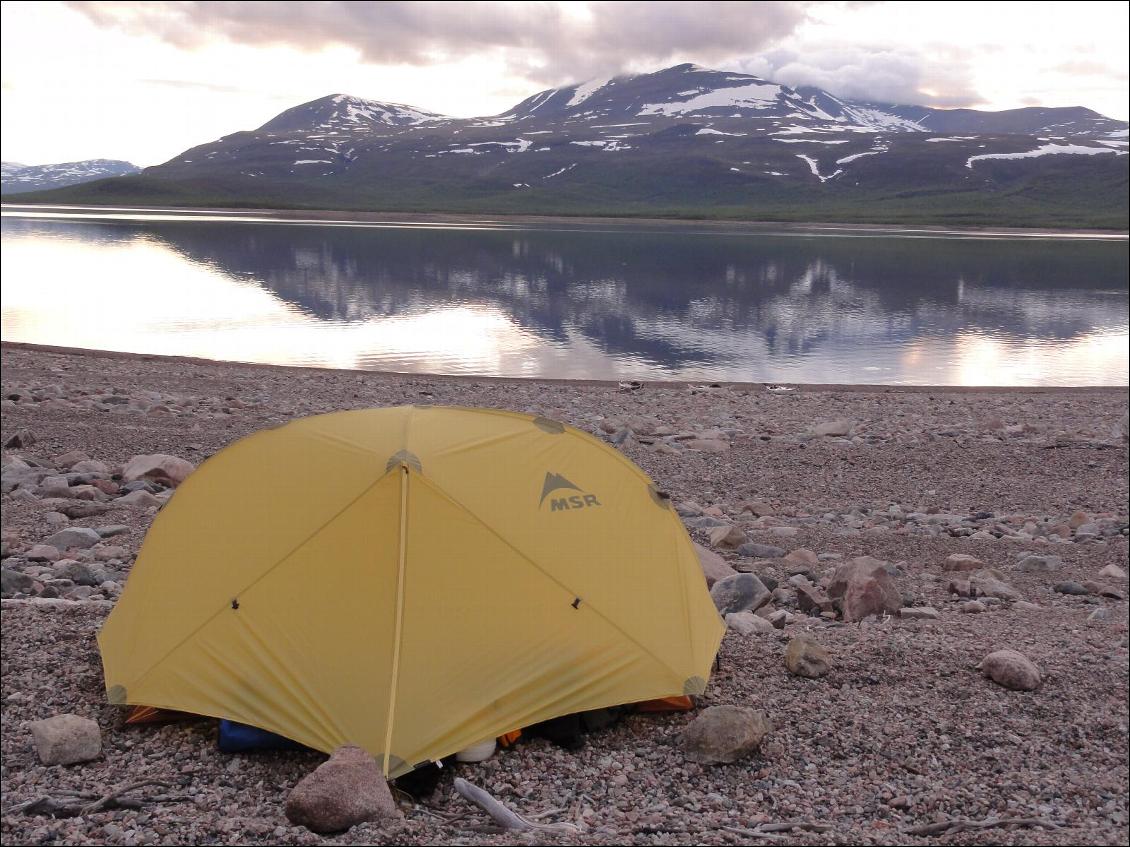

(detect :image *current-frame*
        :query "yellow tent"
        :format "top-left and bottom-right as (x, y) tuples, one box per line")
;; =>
(99, 406), (725, 776)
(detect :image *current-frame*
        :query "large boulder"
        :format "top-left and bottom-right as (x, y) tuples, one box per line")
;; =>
(285, 745), (400, 833)
(121, 454), (195, 487)
(980, 649), (1041, 691)
(42, 527), (101, 551)
(710, 573), (771, 616)
(826, 556), (902, 621)
(694, 543), (737, 588)
(681, 706), (772, 764)
(28, 714), (102, 765)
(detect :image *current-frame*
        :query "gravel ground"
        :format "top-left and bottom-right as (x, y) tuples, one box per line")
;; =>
(1, 342), (1128, 846)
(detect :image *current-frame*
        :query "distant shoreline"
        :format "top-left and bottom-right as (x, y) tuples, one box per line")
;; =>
(4, 201), (1128, 239)
(4, 342), (1126, 393)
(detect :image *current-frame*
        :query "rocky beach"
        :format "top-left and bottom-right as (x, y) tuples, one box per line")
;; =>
(1, 341), (1128, 846)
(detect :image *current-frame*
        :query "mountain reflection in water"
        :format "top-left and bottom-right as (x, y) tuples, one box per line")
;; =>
(1, 215), (1127, 385)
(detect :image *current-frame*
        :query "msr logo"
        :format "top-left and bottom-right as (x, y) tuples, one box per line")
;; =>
(539, 472), (602, 512)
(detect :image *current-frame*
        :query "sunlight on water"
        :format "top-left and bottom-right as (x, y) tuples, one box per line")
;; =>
(2, 212), (1127, 385)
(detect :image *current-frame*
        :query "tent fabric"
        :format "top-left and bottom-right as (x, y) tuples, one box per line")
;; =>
(98, 406), (725, 777)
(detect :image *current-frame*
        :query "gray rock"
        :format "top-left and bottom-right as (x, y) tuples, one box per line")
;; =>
(285, 745), (399, 833)
(980, 649), (1041, 691)
(36, 475), (72, 498)
(95, 524), (129, 538)
(684, 515), (731, 530)
(116, 489), (161, 507)
(810, 420), (854, 437)
(52, 561), (99, 586)
(1016, 553), (1063, 572)
(684, 438), (730, 453)
(43, 527), (101, 551)
(1054, 581), (1089, 596)
(725, 611), (775, 635)
(710, 573), (771, 616)
(969, 569), (1021, 602)
(28, 714), (102, 765)
(785, 635), (830, 678)
(1, 568), (35, 596)
(736, 542), (786, 559)
(26, 544), (60, 562)
(121, 453), (195, 487)
(1099, 564), (1127, 580)
(708, 524), (747, 549)
(681, 705), (772, 764)
(4, 429), (36, 448)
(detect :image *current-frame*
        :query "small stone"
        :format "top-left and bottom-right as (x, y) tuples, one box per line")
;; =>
(681, 705), (772, 764)
(980, 649), (1041, 691)
(95, 525), (129, 538)
(708, 524), (747, 549)
(736, 542), (785, 559)
(961, 600), (988, 613)
(1054, 581), (1089, 596)
(738, 500), (775, 517)
(943, 554), (982, 571)
(28, 714), (102, 765)
(53, 450), (89, 470)
(116, 489), (161, 507)
(810, 420), (854, 437)
(784, 635), (830, 678)
(725, 611), (775, 635)
(1099, 564), (1127, 580)
(1017, 553), (1063, 572)
(285, 745), (400, 833)
(969, 569), (1021, 601)
(4, 429), (36, 448)
(42, 527), (101, 551)
(121, 453), (195, 487)
(710, 573), (771, 615)
(2, 568), (36, 595)
(26, 544), (61, 562)
(1068, 510), (1090, 529)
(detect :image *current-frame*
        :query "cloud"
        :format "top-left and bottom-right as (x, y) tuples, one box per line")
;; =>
(737, 44), (981, 108)
(66, 0), (811, 85)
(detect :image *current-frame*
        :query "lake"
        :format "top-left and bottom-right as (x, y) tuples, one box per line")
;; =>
(2, 207), (1127, 385)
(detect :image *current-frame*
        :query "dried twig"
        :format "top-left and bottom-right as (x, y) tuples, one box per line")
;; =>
(904, 816), (1061, 836)
(452, 777), (582, 835)
(721, 825), (791, 842)
(757, 821), (834, 833)
(12, 779), (175, 818)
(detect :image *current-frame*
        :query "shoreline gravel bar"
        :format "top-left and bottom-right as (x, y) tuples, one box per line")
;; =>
(2, 342), (1127, 846)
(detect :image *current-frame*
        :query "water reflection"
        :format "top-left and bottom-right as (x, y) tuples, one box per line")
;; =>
(1, 215), (1127, 385)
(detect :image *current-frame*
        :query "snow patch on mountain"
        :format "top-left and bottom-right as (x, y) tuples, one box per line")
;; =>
(965, 142), (1126, 168)
(567, 77), (614, 108)
(639, 80), (783, 116)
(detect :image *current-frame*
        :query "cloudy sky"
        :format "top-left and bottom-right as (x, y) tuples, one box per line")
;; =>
(2, 0), (1127, 166)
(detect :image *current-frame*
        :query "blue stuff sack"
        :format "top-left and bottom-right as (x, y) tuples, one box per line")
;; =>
(217, 719), (308, 753)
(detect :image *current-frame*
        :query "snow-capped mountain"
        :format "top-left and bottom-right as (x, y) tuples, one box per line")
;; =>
(10, 65), (1128, 227)
(1, 159), (141, 194)
(258, 94), (449, 132)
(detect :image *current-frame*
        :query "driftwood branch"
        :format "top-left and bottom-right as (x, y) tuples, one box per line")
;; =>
(904, 816), (1061, 837)
(722, 821), (835, 841)
(452, 777), (582, 835)
(13, 779), (176, 818)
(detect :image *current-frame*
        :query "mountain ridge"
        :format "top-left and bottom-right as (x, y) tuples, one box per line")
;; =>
(9, 64), (1128, 228)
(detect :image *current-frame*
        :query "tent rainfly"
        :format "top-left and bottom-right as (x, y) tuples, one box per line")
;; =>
(99, 406), (725, 776)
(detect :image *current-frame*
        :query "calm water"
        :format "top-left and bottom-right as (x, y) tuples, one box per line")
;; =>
(2, 208), (1127, 385)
